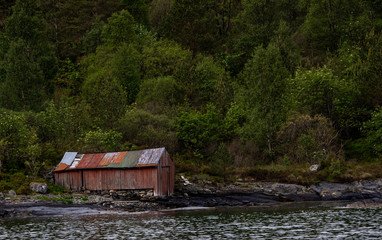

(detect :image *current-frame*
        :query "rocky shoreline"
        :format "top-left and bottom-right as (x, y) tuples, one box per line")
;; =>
(2, 179), (382, 218)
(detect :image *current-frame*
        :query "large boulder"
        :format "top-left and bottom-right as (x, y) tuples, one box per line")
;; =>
(30, 182), (48, 194)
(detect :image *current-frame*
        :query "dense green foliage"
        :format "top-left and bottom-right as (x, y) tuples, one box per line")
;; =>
(0, 0), (382, 182)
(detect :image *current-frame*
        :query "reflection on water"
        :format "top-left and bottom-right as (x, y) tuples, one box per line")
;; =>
(1, 205), (382, 239)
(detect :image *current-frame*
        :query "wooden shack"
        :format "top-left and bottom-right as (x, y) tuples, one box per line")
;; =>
(53, 148), (174, 196)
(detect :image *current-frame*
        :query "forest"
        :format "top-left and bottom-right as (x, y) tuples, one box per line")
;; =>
(1, 0), (382, 192)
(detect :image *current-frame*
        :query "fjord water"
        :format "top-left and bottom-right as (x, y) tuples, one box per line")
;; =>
(1, 204), (381, 239)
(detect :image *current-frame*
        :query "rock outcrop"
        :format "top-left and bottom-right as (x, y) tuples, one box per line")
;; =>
(176, 178), (382, 205)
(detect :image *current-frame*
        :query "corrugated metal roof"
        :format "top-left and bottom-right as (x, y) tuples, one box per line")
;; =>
(60, 152), (77, 165)
(137, 148), (164, 166)
(119, 150), (142, 168)
(86, 153), (105, 168)
(54, 148), (166, 172)
(99, 152), (122, 166)
(112, 151), (127, 164)
(55, 163), (69, 171)
(76, 154), (95, 169)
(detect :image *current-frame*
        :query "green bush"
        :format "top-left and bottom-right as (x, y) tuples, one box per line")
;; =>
(176, 105), (231, 158)
(47, 182), (69, 194)
(36, 195), (73, 204)
(0, 109), (37, 171)
(205, 143), (235, 181)
(318, 152), (346, 181)
(79, 128), (122, 153)
(0, 172), (31, 195)
(277, 114), (342, 164)
(363, 107), (382, 157)
(344, 138), (374, 161)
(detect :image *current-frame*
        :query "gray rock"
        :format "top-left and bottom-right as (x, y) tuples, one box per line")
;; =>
(199, 188), (212, 195)
(0, 192), (4, 200)
(30, 182), (48, 194)
(269, 183), (313, 195)
(310, 182), (359, 200)
(116, 191), (127, 196)
(181, 183), (201, 195)
(8, 190), (16, 197)
(87, 195), (113, 204)
(357, 180), (382, 192)
(311, 182), (352, 192)
(146, 190), (154, 197)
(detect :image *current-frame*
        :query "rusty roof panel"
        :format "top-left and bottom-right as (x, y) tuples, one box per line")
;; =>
(137, 148), (164, 166)
(108, 150), (141, 168)
(76, 154), (94, 169)
(54, 148), (167, 171)
(55, 163), (68, 172)
(111, 151), (127, 164)
(99, 152), (118, 166)
(86, 153), (105, 168)
(99, 152), (128, 168)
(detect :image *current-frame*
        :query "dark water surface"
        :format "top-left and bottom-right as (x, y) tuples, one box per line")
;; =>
(1, 203), (381, 239)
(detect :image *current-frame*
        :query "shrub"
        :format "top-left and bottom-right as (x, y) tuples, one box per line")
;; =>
(0, 109), (37, 171)
(36, 195), (73, 204)
(277, 114), (342, 164)
(47, 182), (69, 194)
(318, 152), (346, 181)
(0, 172), (31, 195)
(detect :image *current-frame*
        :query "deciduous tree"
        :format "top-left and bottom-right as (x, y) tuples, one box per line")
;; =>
(234, 44), (290, 159)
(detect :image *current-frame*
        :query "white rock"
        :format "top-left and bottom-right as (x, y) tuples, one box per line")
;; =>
(309, 164), (320, 172)
(181, 175), (191, 185)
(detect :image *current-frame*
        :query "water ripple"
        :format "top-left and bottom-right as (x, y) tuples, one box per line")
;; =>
(1, 206), (382, 239)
